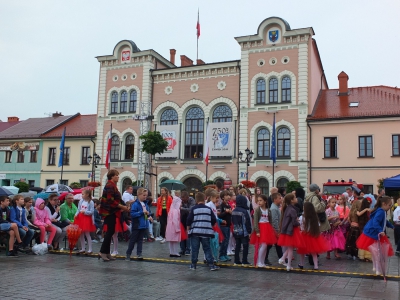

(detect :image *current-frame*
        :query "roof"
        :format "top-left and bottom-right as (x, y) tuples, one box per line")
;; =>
(0, 115), (76, 139)
(0, 121), (21, 133)
(308, 86), (400, 121)
(41, 114), (97, 138)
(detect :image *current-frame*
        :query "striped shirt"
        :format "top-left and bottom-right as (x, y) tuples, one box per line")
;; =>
(187, 204), (216, 238)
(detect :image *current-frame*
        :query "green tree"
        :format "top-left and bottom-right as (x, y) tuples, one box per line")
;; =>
(69, 182), (81, 189)
(286, 181), (303, 194)
(139, 131), (168, 155)
(14, 181), (29, 192)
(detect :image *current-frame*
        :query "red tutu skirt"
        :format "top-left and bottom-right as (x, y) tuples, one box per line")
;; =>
(213, 224), (224, 243)
(356, 233), (394, 256)
(180, 223), (187, 241)
(103, 211), (129, 233)
(250, 222), (278, 245)
(74, 214), (96, 232)
(297, 232), (330, 254)
(278, 226), (305, 248)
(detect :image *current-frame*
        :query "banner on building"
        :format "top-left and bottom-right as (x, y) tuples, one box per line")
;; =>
(208, 122), (234, 156)
(156, 124), (180, 158)
(0, 142), (40, 151)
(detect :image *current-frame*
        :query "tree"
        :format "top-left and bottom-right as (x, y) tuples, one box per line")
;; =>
(139, 131), (168, 155)
(286, 181), (303, 194)
(14, 181), (29, 193)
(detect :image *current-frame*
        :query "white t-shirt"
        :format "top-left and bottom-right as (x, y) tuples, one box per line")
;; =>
(393, 206), (400, 224)
(206, 201), (218, 218)
(259, 208), (269, 223)
(122, 191), (134, 204)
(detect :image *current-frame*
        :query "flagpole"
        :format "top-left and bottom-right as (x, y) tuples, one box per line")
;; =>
(196, 8), (200, 61)
(59, 127), (66, 183)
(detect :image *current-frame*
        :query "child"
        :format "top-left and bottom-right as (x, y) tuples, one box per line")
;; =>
(297, 202), (329, 270)
(324, 197), (346, 259)
(277, 193), (303, 271)
(227, 193), (237, 256)
(125, 188), (152, 261)
(10, 194), (34, 250)
(393, 198), (400, 256)
(265, 193), (283, 265)
(92, 199), (103, 242)
(0, 196), (24, 257)
(74, 189), (96, 254)
(186, 192), (219, 271)
(357, 197), (372, 262)
(337, 194), (350, 236)
(249, 194), (277, 267)
(206, 189), (224, 263)
(218, 190), (232, 262)
(345, 196), (362, 260)
(356, 196), (394, 275)
(166, 196), (185, 257)
(33, 198), (57, 250)
(24, 197), (41, 245)
(231, 195), (252, 266)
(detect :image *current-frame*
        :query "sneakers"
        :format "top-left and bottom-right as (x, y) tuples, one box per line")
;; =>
(219, 256), (229, 262)
(185, 250), (191, 256)
(242, 262), (251, 266)
(286, 266), (293, 272)
(278, 258), (287, 266)
(149, 234), (155, 239)
(160, 238), (166, 244)
(111, 251), (118, 257)
(256, 263), (266, 268)
(233, 262), (242, 266)
(227, 251), (234, 256)
(155, 237), (163, 241)
(298, 264), (304, 269)
(7, 250), (18, 258)
(395, 251), (400, 257)
(92, 239), (99, 244)
(136, 255), (143, 260)
(47, 244), (53, 250)
(210, 265), (220, 271)
(189, 263), (197, 270)
(125, 255), (131, 261)
(264, 259), (272, 266)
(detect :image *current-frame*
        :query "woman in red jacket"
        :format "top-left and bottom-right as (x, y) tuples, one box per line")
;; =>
(156, 187), (172, 243)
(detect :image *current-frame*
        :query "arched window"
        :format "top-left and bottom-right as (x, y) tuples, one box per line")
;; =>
(277, 127), (290, 157)
(269, 78), (278, 103)
(257, 128), (270, 157)
(256, 79), (266, 104)
(111, 135), (120, 161)
(160, 177), (169, 184)
(129, 90), (137, 112)
(277, 177), (289, 188)
(185, 107), (204, 159)
(125, 135), (134, 159)
(122, 177), (132, 192)
(256, 178), (269, 195)
(111, 91), (118, 114)
(212, 105), (232, 123)
(160, 109), (178, 125)
(120, 91), (127, 113)
(282, 76), (291, 102)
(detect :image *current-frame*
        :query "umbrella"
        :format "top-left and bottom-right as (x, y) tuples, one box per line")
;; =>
(29, 187), (44, 193)
(159, 180), (186, 191)
(33, 192), (59, 200)
(66, 225), (82, 256)
(0, 187), (14, 197)
(2, 186), (19, 195)
(58, 189), (90, 201)
(45, 184), (73, 193)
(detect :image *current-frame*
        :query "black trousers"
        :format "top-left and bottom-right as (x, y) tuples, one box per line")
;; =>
(100, 214), (116, 254)
(266, 244), (283, 260)
(160, 209), (168, 238)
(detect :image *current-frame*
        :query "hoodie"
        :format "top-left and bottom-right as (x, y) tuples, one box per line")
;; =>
(33, 198), (52, 227)
(231, 195), (252, 237)
(363, 207), (394, 240)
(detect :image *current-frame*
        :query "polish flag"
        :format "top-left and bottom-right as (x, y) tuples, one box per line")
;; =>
(196, 9), (200, 38)
(204, 122), (210, 165)
(105, 124), (112, 170)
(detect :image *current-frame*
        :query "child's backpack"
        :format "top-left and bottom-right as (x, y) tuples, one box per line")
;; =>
(233, 213), (245, 236)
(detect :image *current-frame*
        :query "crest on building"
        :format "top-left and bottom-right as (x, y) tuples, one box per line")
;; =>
(121, 50), (130, 62)
(268, 30), (279, 42)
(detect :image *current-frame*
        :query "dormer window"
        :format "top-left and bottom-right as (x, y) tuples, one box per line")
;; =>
(349, 102), (359, 107)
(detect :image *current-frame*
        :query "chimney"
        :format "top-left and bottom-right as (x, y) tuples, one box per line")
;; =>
(52, 111), (63, 117)
(338, 71), (349, 95)
(169, 49), (176, 65)
(180, 55), (193, 67)
(196, 59), (205, 65)
(7, 116), (19, 122)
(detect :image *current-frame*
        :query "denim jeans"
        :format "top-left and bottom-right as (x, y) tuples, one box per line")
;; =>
(18, 227), (34, 247)
(394, 225), (400, 252)
(219, 226), (230, 257)
(234, 235), (249, 264)
(190, 236), (213, 266)
(180, 237), (191, 252)
(126, 228), (146, 256)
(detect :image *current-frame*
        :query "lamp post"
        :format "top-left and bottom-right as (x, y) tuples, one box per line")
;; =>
(238, 148), (254, 182)
(87, 153), (101, 182)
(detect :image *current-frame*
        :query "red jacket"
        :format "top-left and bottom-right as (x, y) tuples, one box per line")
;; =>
(156, 195), (173, 217)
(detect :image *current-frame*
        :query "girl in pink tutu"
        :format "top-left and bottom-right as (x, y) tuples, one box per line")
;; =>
(250, 194), (277, 267)
(336, 194), (350, 237)
(278, 194), (304, 271)
(75, 189), (96, 254)
(298, 202), (330, 270)
(324, 197), (346, 259)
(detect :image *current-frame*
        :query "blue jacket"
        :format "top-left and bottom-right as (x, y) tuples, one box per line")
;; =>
(130, 200), (150, 230)
(10, 206), (29, 228)
(363, 207), (394, 240)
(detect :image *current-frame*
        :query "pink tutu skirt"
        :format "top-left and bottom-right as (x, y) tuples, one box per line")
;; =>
(297, 232), (330, 254)
(278, 226), (304, 248)
(323, 228), (346, 251)
(250, 222), (278, 245)
(357, 233), (394, 256)
(74, 214), (96, 232)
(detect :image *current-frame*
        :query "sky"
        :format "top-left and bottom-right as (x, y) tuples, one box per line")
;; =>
(0, 0), (399, 121)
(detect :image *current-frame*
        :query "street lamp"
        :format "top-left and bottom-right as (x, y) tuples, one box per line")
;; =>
(87, 153), (101, 182)
(238, 148), (254, 182)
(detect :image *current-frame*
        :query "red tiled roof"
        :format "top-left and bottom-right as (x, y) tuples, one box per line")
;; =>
(41, 114), (97, 138)
(0, 121), (21, 133)
(308, 86), (400, 121)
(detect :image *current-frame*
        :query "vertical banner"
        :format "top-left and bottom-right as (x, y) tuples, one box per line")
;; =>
(208, 122), (234, 156)
(156, 124), (180, 158)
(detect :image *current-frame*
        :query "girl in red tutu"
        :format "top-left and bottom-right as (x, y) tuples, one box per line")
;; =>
(278, 193), (304, 271)
(298, 202), (330, 270)
(250, 194), (277, 267)
(356, 196), (394, 275)
(75, 189), (96, 254)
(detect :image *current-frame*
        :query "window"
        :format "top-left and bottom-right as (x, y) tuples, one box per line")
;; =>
(5, 151), (12, 163)
(324, 137), (337, 158)
(125, 135), (134, 159)
(79, 180), (89, 187)
(111, 135), (120, 160)
(62, 147), (70, 165)
(277, 177), (289, 188)
(28, 180), (35, 188)
(256, 79), (266, 104)
(281, 76), (291, 102)
(120, 91), (127, 113)
(359, 136), (373, 157)
(48, 148), (56, 165)
(111, 91), (118, 113)
(160, 109), (178, 125)
(256, 178), (269, 195)
(392, 135), (400, 156)
(81, 147), (90, 165)
(212, 105), (232, 123)
(60, 180), (68, 185)
(363, 185), (373, 194)
(257, 128), (270, 157)
(184, 107), (204, 158)
(46, 180), (55, 186)
(269, 78), (278, 103)
(30, 150), (37, 162)
(17, 151), (24, 163)
(277, 127), (290, 158)
(129, 90), (137, 112)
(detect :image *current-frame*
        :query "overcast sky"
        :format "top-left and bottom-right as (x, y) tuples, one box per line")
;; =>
(1, 0), (399, 121)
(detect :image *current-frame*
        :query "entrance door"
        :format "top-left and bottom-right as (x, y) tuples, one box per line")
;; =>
(183, 177), (203, 194)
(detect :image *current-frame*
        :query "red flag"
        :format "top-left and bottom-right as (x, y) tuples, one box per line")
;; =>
(105, 124), (112, 170)
(196, 9), (200, 38)
(204, 122), (210, 165)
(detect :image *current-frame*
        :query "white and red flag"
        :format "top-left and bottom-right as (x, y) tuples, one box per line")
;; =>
(204, 122), (210, 165)
(196, 9), (200, 39)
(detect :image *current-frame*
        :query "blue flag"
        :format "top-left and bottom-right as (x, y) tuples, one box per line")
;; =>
(58, 127), (66, 167)
(271, 114), (276, 163)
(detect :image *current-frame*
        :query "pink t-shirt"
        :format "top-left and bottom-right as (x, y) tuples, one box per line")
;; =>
(336, 205), (349, 219)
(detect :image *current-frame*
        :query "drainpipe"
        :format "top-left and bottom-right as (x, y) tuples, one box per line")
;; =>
(237, 61), (241, 185)
(307, 122), (312, 185)
(90, 137), (96, 196)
